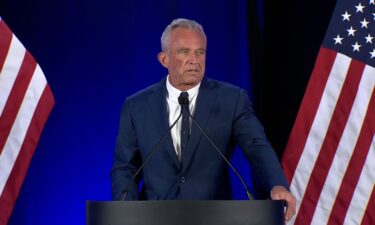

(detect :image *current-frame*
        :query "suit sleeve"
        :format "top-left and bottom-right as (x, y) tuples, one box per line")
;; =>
(232, 89), (289, 195)
(111, 98), (142, 200)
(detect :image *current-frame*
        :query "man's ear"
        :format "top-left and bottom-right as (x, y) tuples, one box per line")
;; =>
(157, 52), (169, 68)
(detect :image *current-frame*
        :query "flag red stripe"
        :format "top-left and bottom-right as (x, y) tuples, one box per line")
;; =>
(294, 59), (365, 224)
(327, 89), (374, 224)
(0, 21), (13, 72)
(282, 47), (336, 181)
(0, 51), (36, 154)
(361, 186), (375, 225)
(0, 85), (54, 225)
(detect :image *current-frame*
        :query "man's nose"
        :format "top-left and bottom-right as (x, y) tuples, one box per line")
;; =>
(187, 52), (199, 64)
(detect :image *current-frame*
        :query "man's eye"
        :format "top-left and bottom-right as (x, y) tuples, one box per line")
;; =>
(196, 50), (205, 55)
(179, 49), (189, 54)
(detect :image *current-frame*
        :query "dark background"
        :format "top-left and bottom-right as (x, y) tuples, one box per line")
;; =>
(0, 0), (336, 224)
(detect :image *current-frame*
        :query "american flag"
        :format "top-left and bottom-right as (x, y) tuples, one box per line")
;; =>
(282, 0), (374, 224)
(0, 18), (54, 225)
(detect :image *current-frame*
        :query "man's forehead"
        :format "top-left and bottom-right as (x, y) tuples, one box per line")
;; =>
(172, 40), (206, 50)
(170, 27), (205, 39)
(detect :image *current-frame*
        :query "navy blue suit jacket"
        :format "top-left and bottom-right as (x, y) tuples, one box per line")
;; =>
(111, 77), (288, 200)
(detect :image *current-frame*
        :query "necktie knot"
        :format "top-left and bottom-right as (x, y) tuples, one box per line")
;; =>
(178, 92), (189, 105)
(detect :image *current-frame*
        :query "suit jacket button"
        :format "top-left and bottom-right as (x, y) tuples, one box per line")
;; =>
(181, 176), (186, 183)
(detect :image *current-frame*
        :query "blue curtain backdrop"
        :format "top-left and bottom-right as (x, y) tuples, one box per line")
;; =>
(0, 0), (260, 224)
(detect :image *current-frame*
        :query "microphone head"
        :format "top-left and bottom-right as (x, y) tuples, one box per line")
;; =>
(178, 92), (189, 105)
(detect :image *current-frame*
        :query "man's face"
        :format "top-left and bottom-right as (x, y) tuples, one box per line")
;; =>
(158, 28), (206, 90)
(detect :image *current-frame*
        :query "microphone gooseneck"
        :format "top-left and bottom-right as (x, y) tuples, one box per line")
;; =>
(189, 113), (254, 200)
(178, 93), (254, 200)
(118, 112), (182, 201)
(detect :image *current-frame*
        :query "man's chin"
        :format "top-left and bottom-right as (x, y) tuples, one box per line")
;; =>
(185, 75), (203, 84)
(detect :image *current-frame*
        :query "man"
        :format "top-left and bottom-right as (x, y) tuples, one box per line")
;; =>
(111, 18), (296, 222)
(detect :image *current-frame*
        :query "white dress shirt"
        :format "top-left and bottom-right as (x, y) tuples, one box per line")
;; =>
(166, 76), (200, 160)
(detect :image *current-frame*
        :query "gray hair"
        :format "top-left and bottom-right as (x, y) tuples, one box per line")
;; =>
(161, 18), (206, 52)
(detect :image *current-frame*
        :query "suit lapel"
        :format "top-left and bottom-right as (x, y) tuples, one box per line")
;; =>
(148, 79), (181, 169)
(182, 78), (216, 171)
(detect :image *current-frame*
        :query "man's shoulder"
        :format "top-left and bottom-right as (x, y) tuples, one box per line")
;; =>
(204, 77), (245, 93)
(126, 80), (164, 103)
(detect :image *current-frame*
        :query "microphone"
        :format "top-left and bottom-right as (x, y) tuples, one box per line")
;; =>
(117, 111), (182, 201)
(178, 94), (254, 200)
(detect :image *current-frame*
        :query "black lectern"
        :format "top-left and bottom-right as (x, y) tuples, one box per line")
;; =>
(86, 200), (284, 225)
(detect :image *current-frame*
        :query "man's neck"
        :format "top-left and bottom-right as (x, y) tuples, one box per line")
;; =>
(167, 77), (199, 91)
(166, 75), (201, 98)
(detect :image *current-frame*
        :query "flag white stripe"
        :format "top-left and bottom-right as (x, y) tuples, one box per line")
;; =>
(289, 53), (351, 219)
(0, 65), (46, 195)
(311, 65), (375, 224)
(344, 137), (375, 225)
(0, 35), (26, 116)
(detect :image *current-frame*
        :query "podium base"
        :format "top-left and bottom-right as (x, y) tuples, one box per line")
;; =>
(86, 200), (284, 225)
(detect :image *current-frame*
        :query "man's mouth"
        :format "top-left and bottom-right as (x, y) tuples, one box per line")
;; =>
(186, 69), (200, 73)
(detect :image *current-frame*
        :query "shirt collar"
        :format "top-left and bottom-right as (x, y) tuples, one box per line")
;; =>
(166, 75), (201, 102)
